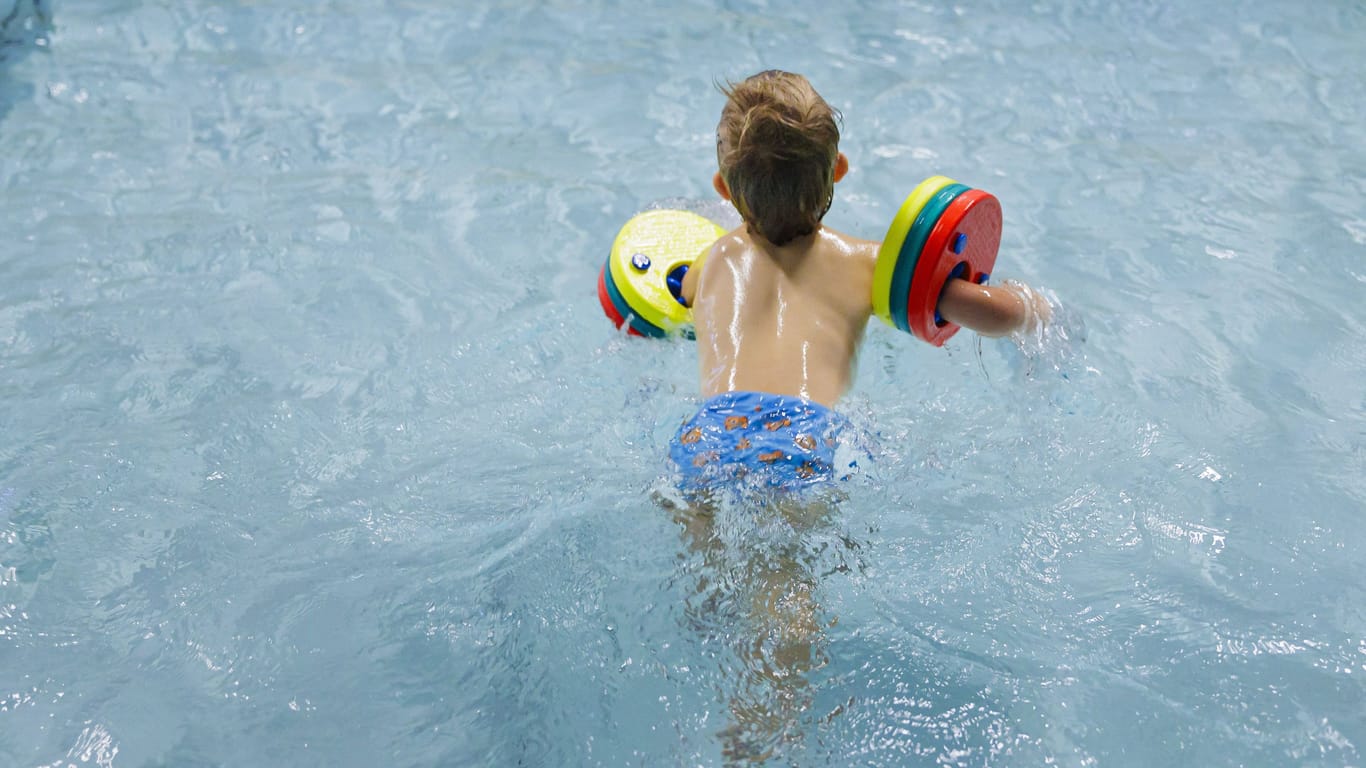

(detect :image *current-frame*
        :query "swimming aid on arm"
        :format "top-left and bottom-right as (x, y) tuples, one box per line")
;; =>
(871, 176), (1002, 347)
(600, 181), (999, 346)
(598, 209), (726, 338)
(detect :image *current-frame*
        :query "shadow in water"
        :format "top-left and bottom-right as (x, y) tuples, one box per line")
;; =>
(1, 0), (52, 124)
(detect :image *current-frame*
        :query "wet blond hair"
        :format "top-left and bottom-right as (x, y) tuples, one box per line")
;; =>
(716, 70), (841, 246)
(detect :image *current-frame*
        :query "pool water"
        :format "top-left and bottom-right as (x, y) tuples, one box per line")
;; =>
(2, 0), (1364, 765)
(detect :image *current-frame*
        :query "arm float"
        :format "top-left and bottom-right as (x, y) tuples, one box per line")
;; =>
(598, 210), (725, 338)
(872, 176), (1002, 347)
(601, 179), (1000, 347)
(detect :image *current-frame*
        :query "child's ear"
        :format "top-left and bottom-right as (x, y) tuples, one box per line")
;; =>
(713, 172), (731, 200)
(833, 152), (849, 183)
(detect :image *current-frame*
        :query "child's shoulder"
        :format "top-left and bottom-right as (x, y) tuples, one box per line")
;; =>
(817, 226), (880, 265)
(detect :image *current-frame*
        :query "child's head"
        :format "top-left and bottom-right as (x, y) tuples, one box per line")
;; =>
(715, 70), (845, 246)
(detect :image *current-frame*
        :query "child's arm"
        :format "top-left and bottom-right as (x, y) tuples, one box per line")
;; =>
(680, 242), (714, 308)
(680, 261), (699, 307)
(937, 278), (1051, 337)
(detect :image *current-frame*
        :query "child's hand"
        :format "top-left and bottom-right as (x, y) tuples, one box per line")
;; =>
(995, 283), (1085, 382)
(1003, 279), (1052, 335)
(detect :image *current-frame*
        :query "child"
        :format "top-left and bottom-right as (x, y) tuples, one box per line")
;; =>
(670, 70), (1050, 489)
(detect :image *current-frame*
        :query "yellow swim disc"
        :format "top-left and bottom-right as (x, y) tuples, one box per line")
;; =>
(608, 209), (725, 334)
(871, 175), (955, 326)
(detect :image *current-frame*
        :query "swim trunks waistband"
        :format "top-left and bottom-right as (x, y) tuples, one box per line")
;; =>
(668, 391), (849, 489)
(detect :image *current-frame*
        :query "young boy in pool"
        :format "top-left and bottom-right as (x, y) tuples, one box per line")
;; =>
(671, 69), (1051, 487)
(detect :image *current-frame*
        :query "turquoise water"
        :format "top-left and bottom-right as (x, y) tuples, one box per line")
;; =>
(2, 0), (1364, 765)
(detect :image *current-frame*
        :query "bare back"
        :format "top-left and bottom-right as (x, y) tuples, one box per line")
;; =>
(684, 226), (880, 408)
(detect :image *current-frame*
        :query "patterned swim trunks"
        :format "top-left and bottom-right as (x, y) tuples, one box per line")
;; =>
(668, 391), (849, 490)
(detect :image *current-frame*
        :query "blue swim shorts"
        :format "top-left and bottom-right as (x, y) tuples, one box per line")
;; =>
(668, 391), (850, 490)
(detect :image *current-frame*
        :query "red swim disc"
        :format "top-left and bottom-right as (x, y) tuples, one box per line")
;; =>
(598, 263), (643, 337)
(906, 188), (1002, 346)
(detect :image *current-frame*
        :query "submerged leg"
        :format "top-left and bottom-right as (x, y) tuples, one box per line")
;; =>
(670, 492), (840, 764)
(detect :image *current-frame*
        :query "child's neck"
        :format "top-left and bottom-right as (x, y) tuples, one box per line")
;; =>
(752, 225), (823, 251)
